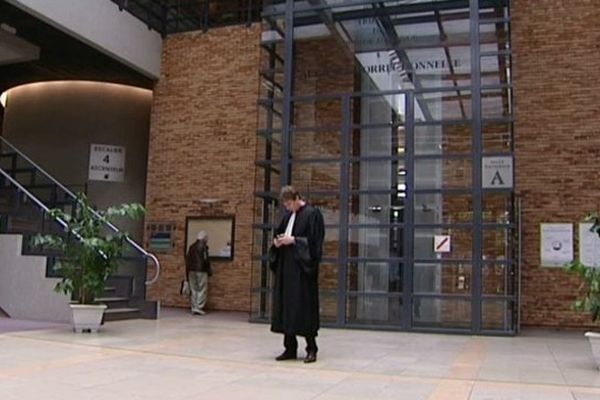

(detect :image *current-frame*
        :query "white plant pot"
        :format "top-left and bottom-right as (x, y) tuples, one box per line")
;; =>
(70, 304), (107, 333)
(585, 332), (600, 369)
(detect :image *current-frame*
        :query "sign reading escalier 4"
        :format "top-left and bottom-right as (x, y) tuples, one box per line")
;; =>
(482, 156), (513, 189)
(88, 143), (126, 182)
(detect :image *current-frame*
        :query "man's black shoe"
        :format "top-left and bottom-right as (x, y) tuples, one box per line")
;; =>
(275, 352), (297, 361)
(304, 352), (317, 363)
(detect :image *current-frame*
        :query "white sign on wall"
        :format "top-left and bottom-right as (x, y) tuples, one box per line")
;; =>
(482, 156), (513, 189)
(88, 143), (126, 182)
(540, 223), (573, 267)
(434, 235), (451, 253)
(579, 223), (600, 267)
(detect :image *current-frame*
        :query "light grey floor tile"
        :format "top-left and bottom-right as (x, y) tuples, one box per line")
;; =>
(573, 392), (600, 400)
(470, 383), (574, 400)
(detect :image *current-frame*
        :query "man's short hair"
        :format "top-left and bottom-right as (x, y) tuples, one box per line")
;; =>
(280, 186), (300, 202)
(197, 231), (208, 241)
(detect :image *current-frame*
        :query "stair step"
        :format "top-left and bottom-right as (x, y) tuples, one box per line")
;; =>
(103, 307), (142, 322)
(6, 167), (36, 174)
(104, 307), (139, 314)
(95, 297), (129, 303)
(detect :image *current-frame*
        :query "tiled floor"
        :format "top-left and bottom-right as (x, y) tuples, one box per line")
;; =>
(1, 309), (600, 399)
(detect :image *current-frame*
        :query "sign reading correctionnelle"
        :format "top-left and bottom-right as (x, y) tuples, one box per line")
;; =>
(88, 143), (126, 182)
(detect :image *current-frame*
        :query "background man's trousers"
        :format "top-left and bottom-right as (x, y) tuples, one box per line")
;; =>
(188, 271), (208, 313)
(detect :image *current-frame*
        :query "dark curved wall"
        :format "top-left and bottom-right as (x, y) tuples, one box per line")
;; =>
(1, 81), (152, 241)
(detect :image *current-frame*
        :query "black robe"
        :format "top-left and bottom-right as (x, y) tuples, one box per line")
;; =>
(270, 204), (325, 337)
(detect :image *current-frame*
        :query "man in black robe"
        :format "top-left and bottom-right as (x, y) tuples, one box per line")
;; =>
(270, 186), (325, 363)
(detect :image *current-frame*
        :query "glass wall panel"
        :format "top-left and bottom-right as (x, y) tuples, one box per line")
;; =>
(482, 263), (514, 296)
(253, 197), (278, 226)
(292, 130), (341, 160)
(257, 101), (283, 131)
(349, 191), (405, 224)
(481, 86), (511, 119)
(314, 227), (340, 260)
(251, 257), (272, 288)
(414, 263), (472, 296)
(415, 90), (473, 123)
(482, 228), (514, 261)
(415, 124), (472, 155)
(255, 131), (282, 162)
(319, 292), (338, 324)
(480, 55), (509, 88)
(349, 227), (403, 258)
(347, 261), (402, 293)
(291, 161), (341, 191)
(351, 125), (405, 158)
(483, 192), (513, 224)
(350, 159), (404, 191)
(306, 193), (341, 226)
(252, 228), (274, 260)
(414, 158), (472, 190)
(351, 95), (404, 127)
(347, 294), (403, 325)
(413, 297), (471, 329)
(414, 193), (473, 224)
(293, 96), (344, 129)
(250, 290), (272, 320)
(320, 263), (339, 294)
(482, 299), (515, 332)
(414, 227), (473, 260)
(482, 122), (512, 153)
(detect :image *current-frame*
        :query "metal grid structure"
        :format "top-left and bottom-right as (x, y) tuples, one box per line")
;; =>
(252, 0), (517, 335)
(111, 0), (263, 36)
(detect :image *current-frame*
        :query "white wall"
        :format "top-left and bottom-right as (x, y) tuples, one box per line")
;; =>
(0, 234), (71, 323)
(6, 0), (162, 78)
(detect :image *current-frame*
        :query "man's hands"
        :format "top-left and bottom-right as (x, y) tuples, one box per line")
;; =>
(273, 234), (295, 247)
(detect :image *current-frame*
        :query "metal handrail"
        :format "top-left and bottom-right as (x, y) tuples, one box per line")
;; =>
(0, 137), (160, 285)
(0, 169), (69, 230)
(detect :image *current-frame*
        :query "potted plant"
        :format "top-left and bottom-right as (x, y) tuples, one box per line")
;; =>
(32, 193), (144, 333)
(565, 213), (600, 368)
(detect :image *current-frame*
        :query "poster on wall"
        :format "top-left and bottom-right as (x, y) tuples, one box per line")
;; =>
(579, 223), (600, 267)
(88, 143), (126, 182)
(146, 222), (176, 254)
(185, 216), (235, 261)
(540, 223), (573, 267)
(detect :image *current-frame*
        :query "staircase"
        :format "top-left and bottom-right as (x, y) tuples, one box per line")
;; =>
(0, 137), (160, 322)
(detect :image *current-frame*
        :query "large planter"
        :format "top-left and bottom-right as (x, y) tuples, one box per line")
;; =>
(70, 304), (107, 333)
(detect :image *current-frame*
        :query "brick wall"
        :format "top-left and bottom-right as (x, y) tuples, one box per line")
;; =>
(512, 0), (600, 327)
(145, 24), (261, 311)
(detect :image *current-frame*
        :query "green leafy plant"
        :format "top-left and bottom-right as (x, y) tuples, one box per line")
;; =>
(566, 213), (600, 321)
(31, 193), (144, 304)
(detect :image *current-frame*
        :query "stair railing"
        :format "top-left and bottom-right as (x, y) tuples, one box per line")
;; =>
(0, 136), (160, 285)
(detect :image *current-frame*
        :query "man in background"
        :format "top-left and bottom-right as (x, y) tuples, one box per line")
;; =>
(185, 231), (212, 315)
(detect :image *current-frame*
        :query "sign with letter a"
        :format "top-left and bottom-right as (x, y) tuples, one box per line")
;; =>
(482, 156), (513, 189)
